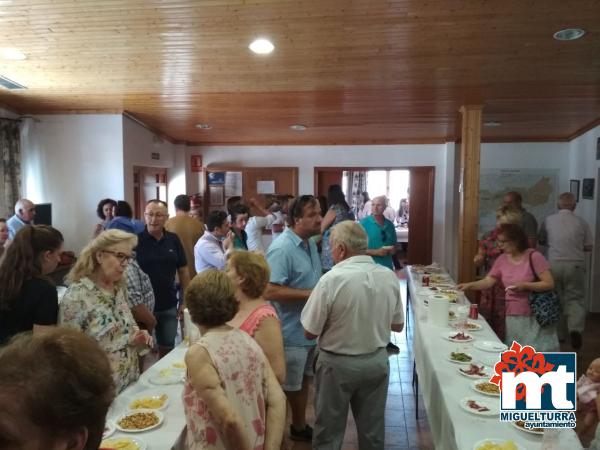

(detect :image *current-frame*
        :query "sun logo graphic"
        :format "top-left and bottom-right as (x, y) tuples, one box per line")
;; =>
(489, 341), (577, 429)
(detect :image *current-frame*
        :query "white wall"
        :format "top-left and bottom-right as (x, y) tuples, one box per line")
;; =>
(20, 114), (124, 253)
(568, 124), (600, 311)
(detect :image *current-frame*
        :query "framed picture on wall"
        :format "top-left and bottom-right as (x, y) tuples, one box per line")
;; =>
(582, 178), (595, 200)
(209, 185), (224, 205)
(570, 179), (580, 202)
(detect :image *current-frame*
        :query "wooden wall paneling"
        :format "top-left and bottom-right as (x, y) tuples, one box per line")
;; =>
(457, 105), (483, 284)
(315, 169), (344, 198)
(407, 167), (435, 265)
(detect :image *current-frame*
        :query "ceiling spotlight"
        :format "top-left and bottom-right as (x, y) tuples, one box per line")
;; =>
(249, 38), (275, 55)
(0, 47), (26, 60)
(195, 123), (212, 130)
(483, 121), (502, 127)
(553, 28), (585, 41)
(290, 124), (307, 131)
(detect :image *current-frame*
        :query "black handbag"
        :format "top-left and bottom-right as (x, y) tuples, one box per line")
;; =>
(528, 251), (561, 327)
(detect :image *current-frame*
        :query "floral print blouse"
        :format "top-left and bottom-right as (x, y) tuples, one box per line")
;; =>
(59, 277), (140, 392)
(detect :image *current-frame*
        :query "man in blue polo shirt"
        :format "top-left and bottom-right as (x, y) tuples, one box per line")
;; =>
(360, 195), (399, 352)
(136, 199), (190, 358)
(265, 195), (322, 442)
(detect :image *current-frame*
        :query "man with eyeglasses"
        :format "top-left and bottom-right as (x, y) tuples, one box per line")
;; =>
(7, 198), (36, 239)
(136, 199), (190, 358)
(359, 195), (399, 352)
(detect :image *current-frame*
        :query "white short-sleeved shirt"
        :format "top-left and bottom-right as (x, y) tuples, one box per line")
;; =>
(540, 210), (592, 261)
(245, 215), (275, 253)
(301, 255), (404, 355)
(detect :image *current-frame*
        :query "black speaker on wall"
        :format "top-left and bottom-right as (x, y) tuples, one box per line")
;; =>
(35, 203), (52, 226)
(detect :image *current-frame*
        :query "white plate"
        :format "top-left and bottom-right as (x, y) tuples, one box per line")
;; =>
(115, 409), (164, 433)
(128, 391), (170, 410)
(100, 437), (147, 450)
(447, 352), (474, 364)
(451, 321), (483, 331)
(102, 421), (115, 439)
(471, 380), (501, 397)
(511, 421), (544, 436)
(458, 364), (492, 379)
(459, 397), (499, 416)
(473, 438), (527, 450)
(149, 368), (184, 385)
(444, 331), (474, 343)
(474, 340), (508, 353)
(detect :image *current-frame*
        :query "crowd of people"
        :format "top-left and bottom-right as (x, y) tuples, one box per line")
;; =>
(0, 186), (596, 449)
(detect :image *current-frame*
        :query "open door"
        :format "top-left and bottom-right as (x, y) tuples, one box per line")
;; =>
(408, 167), (434, 264)
(315, 169), (343, 198)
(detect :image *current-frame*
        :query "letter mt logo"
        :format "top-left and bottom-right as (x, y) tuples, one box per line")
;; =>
(490, 341), (577, 429)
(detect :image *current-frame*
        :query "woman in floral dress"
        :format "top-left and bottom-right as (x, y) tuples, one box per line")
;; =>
(59, 230), (152, 393)
(183, 270), (286, 450)
(320, 184), (355, 271)
(473, 206), (522, 341)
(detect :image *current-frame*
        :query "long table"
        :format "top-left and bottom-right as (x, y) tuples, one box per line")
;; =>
(407, 266), (582, 450)
(105, 344), (188, 449)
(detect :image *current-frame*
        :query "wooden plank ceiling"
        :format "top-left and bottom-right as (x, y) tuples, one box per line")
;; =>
(0, 0), (598, 144)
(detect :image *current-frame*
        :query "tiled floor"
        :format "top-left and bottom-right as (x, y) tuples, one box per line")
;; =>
(282, 279), (435, 450)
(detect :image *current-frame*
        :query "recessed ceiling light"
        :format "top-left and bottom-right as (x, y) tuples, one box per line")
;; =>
(249, 38), (275, 55)
(195, 123), (212, 130)
(290, 124), (307, 131)
(553, 28), (585, 41)
(0, 47), (26, 60)
(483, 121), (502, 127)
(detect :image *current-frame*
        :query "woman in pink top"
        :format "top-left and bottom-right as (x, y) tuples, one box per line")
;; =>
(459, 223), (559, 352)
(226, 251), (286, 384)
(183, 270), (286, 450)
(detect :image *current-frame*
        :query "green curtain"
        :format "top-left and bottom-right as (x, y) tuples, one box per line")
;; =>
(0, 119), (21, 218)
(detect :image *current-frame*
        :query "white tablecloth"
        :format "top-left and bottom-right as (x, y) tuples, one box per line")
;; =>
(106, 344), (189, 449)
(396, 226), (408, 243)
(407, 266), (582, 450)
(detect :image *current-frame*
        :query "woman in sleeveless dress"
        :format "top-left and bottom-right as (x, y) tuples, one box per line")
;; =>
(183, 270), (286, 450)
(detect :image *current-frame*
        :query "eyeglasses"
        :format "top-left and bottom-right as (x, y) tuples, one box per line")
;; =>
(102, 250), (133, 264)
(144, 212), (166, 219)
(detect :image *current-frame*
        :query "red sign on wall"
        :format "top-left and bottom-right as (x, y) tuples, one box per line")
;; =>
(191, 155), (203, 172)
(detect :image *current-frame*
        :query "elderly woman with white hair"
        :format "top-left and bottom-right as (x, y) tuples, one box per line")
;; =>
(59, 229), (152, 393)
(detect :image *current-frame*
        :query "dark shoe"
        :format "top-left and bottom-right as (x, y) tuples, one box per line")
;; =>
(290, 424), (313, 442)
(570, 331), (583, 350)
(386, 342), (400, 352)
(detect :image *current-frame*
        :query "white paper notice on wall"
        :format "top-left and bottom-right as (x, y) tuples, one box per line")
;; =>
(257, 180), (275, 194)
(225, 172), (243, 197)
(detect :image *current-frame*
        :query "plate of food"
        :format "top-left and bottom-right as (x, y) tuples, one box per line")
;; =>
(102, 421), (115, 439)
(511, 420), (544, 435)
(474, 340), (508, 353)
(471, 380), (501, 396)
(149, 368), (184, 385)
(171, 361), (186, 370)
(448, 351), (473, 364)
(459, 363), (492, 379)
(451, 321), (483, 331)
(100, 437), (147, 450)
(115, 409), (164, 433)
(444, 331), (474, 342)
(128, 392), (169, 410)
(459, 397), (499, 416)
(473, 439), (526, 450)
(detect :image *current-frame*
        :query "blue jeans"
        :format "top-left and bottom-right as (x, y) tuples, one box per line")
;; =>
(154, 307), (178, 349)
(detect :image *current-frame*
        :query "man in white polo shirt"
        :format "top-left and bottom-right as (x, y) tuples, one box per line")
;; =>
(301, 221), (404, 450)
(539, 192), (593, 350)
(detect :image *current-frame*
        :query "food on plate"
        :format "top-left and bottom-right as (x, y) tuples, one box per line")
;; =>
(515, 420), (544, 433)
(172, 361), (186, 369)
(460, 364), (488, 377)
(117, 411), (159, 430)
(129, 393), (168, 409)
(448, 310), (456, 320)
(475, 381), (500, 395)
(158, 368), (172, 378)
(100, 438), (142, 450)
(467, 399), (490, 412)
(449, 332), (471, 341)
(429, 286), (439, 291)
(475, 440), (518, 450)
(450, 352), (472, 362)
(452, 321), (481, 331)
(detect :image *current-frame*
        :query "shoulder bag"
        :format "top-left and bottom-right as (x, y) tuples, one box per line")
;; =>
(528, 251), (561, 327)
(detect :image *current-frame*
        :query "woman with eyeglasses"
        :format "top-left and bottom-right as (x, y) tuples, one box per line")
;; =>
(59, 229), (153, 393)
(458, 223), (559, 352)
(0, 225), (64, 344)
